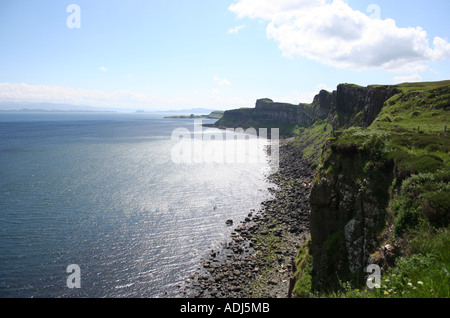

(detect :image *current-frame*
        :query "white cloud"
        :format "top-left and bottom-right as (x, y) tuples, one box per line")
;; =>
(98, 66), (108, 72)
(229, 0), (450, 73)
(227, 24), (246, 34)
(213, 75), (232, 86)
(0, 82), (250, 111)
(430, 36), (450, 61)
(0, 82), (156, 109)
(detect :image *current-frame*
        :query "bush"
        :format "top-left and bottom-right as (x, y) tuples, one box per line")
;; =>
(381, 228), (450, 298)
(392, 197), (423, 236)
(393, 170), (450, 235)
(396, 154), (444, 178)
(422, 190), (450, 227)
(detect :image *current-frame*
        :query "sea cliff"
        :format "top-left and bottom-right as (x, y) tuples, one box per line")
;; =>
(189, 80), (450, 298)
(213, 90), (334, 136)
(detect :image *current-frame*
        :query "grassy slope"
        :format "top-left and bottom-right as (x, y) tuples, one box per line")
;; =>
(291, 120), (333, 167)
(292, 80), (450, 298)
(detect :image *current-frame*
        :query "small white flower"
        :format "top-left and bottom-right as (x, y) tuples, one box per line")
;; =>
(407, 282), (413, 287)
(417, 281), (424, 285)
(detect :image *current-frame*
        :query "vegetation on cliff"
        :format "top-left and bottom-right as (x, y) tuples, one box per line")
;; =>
(292, 80), (450, 298)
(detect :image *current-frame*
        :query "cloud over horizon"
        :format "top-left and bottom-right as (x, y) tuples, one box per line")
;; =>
(0, 82), (251, 111)
(229, 0), (450, 76)
(0, 82), (158, 110)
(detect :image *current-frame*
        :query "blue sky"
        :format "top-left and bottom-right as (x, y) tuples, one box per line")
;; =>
(0, 0), (449, 111)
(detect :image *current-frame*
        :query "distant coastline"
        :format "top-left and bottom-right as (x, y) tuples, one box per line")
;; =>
(164, 110), (224, 120)
(0, 102), (223, 115)
(0, 109), (116, 113)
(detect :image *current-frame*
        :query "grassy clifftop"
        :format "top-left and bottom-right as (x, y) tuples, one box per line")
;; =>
(292, 80), (450, 298)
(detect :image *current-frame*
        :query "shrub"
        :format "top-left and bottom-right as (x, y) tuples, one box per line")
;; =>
(422, 190), (450, 227)
(393, 170), (450, 235)
(396, 154), (444, 178)
(392, 197), (423, 236)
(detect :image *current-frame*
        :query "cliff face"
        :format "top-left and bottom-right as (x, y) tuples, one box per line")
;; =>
(212, 108), (254, 129)
(213, 99), (317, 133)
(214, 84), (397, 135)
(306, 84), (399, 291)
(214, 90), (338, 134)
(334, 84), (400, 129)
(309, 142), (393, 291)
(253, 98), (313, 126)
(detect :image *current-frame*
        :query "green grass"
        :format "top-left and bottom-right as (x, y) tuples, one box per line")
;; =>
(292, 120), (333, 166)
(326, 226), (450, 298)
(372, 80), (450, 135)
(391, 169), (450, 235)
(292, 237), (313, 298)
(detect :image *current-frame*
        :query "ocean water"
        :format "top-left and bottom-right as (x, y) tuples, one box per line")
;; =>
(0, 112), (274, 298)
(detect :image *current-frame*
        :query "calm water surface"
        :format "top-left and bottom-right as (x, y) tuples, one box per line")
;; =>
(0, 112), (273, 298)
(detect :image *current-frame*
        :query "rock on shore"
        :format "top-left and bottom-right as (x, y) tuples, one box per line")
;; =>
(180, 139), (314, 298)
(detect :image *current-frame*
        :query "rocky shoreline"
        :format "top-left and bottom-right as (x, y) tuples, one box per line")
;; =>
(180, 139), (314, 298)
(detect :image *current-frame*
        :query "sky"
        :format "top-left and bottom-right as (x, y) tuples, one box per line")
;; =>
(0, 0), (450, 111)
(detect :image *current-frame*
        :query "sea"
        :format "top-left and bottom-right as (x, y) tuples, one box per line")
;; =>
(0, 112), (274, 298)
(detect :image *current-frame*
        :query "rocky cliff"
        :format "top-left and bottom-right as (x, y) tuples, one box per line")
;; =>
(307, 80), (450, 293)
(253, 98), (314, 127)
(309, 133), (394, 291)
(213, 90), (337, 136)
(305, 84), (400, 292)
(333, 84), (400, 129)
(213, 84), (398, 135)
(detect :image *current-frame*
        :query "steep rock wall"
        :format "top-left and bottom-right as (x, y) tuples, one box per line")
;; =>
(334, 84), (400, 129)
(214, 84), (397, 134)
(253, 98), (314, 127)
(309, 171), (391, 291)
